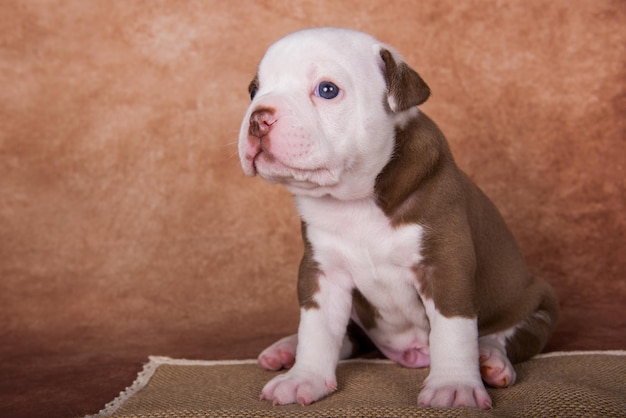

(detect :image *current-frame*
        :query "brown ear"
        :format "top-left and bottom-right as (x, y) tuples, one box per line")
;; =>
(380, 48), (430, 112)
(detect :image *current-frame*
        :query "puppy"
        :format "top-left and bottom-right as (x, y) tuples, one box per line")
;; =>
(238, 27), (558, 409)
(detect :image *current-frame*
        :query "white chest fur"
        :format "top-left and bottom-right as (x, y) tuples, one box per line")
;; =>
(295, 195), (431, 353)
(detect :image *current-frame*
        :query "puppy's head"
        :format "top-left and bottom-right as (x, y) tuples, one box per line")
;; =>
(238, 27), (430, 199)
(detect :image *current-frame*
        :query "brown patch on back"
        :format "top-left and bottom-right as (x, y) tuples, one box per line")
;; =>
(297, 221), (320, 310)
(375, 112), (478, 318)
(352, 288), (380, 329)
(375, 110), (558, 343)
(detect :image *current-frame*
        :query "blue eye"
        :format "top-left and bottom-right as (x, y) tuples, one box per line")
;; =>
(317, 81), (340, 99)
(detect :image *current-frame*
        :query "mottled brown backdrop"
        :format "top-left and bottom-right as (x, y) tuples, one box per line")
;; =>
(0, 1), (624, 417)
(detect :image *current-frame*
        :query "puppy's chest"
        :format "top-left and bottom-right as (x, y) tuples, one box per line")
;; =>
(297, 197), (424, 303)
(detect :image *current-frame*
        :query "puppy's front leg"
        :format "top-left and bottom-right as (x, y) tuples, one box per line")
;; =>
(414, 228), (492, 409)
(260, 275), (352, 406)
(418, 300), (492, 409)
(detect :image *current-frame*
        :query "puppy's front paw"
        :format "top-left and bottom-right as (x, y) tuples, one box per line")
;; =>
(418, 376), (492, 409)
(260, 369), (337, 406)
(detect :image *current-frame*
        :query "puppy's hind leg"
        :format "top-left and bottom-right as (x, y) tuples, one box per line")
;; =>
(480, 283), (559, 387)
(258, 331), (359, 371)
(479, 333), (517, 388)
(505, 282), (559, 364)
(258, 334), (298, 371)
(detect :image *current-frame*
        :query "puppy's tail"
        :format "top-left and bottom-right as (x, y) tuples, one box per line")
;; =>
(505, 280), (559, 364)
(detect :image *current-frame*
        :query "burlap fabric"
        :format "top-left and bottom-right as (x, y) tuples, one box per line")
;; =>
(90, 352), (625, 417)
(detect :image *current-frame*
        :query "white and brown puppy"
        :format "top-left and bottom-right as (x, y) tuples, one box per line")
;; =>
(238, 27), (558, 409)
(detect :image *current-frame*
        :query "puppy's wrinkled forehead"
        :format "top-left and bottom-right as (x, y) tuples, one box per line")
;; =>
(256, 28), (385, 91)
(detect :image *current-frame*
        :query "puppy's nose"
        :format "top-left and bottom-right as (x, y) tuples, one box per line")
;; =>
(249, 108), (276, 138)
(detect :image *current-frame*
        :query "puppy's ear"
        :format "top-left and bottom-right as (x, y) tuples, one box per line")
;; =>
(380, 48), (430, 112)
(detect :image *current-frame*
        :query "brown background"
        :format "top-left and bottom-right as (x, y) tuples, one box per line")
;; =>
(1, 1), (624, 417)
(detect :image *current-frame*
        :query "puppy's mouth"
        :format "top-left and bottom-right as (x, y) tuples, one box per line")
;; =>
(252, 150), (338, 188)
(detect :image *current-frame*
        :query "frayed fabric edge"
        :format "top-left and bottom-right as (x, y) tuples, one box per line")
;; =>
(85, 350), (626, 417)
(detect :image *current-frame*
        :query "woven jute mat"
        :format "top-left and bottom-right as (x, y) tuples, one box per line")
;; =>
(89, 351), (626, 417)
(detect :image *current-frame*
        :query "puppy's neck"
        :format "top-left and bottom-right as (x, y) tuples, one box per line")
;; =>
(374, 111), (455, 217)
(293, 111), (454, 217)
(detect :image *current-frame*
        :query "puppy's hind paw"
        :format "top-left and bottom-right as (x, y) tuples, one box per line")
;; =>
(479, 343), (517, 388)
(257, 334), (297, 371)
